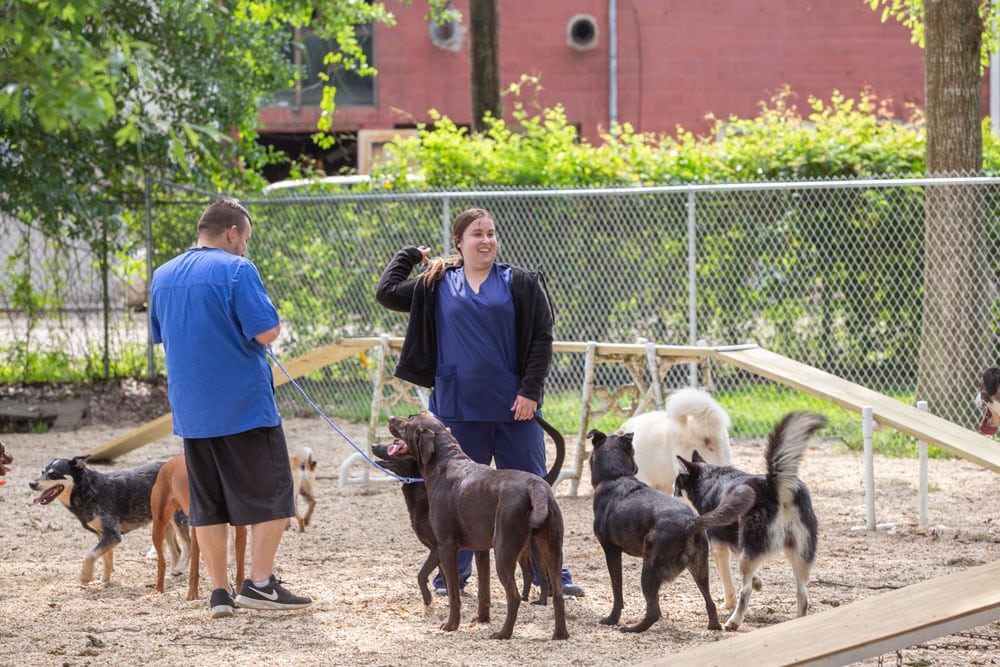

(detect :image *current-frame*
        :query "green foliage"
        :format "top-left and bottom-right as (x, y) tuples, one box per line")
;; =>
(715, 383), (951, 458)
(1, 0), (393, 242)
(372, 86), (928, 188)
(0, 342), (157, 383)
(369, 87), (940, 380)
(534, 383), (950, 460)
(867, 0), (1000, 66)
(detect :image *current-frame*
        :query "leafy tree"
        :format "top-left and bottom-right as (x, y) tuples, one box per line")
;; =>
(1, 0), (393, 239)
(868, 0), (992, 424)
(0, 0), (395, 378)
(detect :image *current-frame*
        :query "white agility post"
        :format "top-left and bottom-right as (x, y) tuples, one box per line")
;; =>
(565, 341), (598, 497)
(863, 405), (876, 530)
(916, 400), (929, 527)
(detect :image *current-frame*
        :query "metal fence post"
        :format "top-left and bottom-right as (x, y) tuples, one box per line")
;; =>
(687, 190), (698, 385)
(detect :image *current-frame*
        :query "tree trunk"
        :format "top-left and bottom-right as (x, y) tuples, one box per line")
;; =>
(917, 0), (989, 426)
(469, 0), (500, 132)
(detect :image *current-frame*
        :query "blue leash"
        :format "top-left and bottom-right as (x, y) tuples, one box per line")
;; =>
(266, 345), (423, 484)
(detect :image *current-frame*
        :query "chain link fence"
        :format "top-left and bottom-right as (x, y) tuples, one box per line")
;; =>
(4, 177), (1000, 435)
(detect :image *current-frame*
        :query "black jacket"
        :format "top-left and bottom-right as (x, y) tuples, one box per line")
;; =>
(375, 245), (554, 403)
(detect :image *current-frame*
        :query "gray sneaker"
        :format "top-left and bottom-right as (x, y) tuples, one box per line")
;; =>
(234, 575), (312, 610)
(210, 587), (236, 618)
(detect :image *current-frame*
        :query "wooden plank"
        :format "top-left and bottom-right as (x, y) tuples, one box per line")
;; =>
(644, 560), (1000, 667)
(712, 346), (1000, 474)
(87, 413), (175, 462)
(87, 338), (382, 461)
(89, 337), (1000, 473)
(551, 340), (708, 357)
(270, 337), (383, 382)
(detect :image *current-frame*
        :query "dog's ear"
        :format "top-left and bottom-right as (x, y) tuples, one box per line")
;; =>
(71, 455), (90, 469)
(587, 429), (606, 447)
(984, 367), (1000, 396)
(676, 454), (695, 471)
(618, 432), (635, 456)
(691, 450), (706, 463)
(416, 427), (436, 466)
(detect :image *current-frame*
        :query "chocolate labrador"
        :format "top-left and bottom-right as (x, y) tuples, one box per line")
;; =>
(385, 412), (569, 640)
(373, 414), (564, 606)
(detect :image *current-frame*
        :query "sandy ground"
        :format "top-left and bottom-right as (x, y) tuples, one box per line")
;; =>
(2, 416), (1000, 667)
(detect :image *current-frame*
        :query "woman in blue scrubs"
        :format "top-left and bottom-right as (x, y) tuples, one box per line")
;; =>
(376, 207), (584, 598)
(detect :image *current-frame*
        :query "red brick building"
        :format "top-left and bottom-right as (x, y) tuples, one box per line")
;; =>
(257, 0), (927, 178)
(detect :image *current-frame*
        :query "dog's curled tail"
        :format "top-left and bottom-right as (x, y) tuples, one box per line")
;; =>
(536, 415), (565, 486)
(765, 412), (826, 491)
(687, 484), (756, 535)
(294, 446), (317, 470)
(666, 387), (731, 429)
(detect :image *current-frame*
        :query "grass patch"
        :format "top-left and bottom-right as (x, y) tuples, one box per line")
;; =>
(541, 383), (953, 459)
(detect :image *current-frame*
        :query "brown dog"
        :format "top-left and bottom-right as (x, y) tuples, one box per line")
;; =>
(150, 455), (247, 600)
(289, 446), (317, 532)
(386, 413), (568, 640)
(372, 414), (564, 606)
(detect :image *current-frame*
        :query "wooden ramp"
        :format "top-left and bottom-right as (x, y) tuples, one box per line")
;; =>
(710, 345), (1000, 474)
(90, 339), (1000, 476)
(643, 559), (1000, 667)
(87, 337), (381, 462)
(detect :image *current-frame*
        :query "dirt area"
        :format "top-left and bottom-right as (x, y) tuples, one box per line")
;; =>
(1, 385), (999, 666)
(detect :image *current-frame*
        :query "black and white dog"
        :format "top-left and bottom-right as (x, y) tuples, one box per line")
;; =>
(29, 455), (165, 585)
(976, 366), (1000, 435)
(674, 411), (825, 631)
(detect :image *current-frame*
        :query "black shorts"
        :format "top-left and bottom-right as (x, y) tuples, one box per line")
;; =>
(183, 425), (295, 527)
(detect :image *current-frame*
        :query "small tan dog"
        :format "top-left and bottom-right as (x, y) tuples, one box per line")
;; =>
(289, 446), (317, 532)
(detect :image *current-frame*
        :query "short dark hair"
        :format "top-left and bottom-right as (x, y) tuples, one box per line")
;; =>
(197, 199), (252, 237)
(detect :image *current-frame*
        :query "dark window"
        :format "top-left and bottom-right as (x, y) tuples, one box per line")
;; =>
(269, 24), (375, 108)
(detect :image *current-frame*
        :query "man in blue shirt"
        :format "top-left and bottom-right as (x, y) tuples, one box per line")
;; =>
(150, 198), (311, 618)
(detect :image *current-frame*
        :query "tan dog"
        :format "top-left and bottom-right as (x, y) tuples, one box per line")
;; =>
(150, 455), (247, 600)
(289, 446), (317, 532)
(385, 413), (568, 640)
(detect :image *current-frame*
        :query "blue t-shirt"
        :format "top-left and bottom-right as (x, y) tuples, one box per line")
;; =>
(430, 265), (520, 422)
(150, 247), (281, 438)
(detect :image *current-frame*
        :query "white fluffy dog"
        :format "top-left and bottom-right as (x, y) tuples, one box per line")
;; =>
(616, 387), (732, 494)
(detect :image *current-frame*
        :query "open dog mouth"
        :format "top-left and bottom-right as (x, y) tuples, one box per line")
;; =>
(980, 410), (998, 436)
(386, 439), (410, 457)
(32, 484), (64, 505)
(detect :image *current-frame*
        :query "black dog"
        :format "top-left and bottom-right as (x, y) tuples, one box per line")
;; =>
(589, 429), (740, 633)
(29, 455), (165, 585)
(674, 411), (825, 631)
(372, 414), (565, 607)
